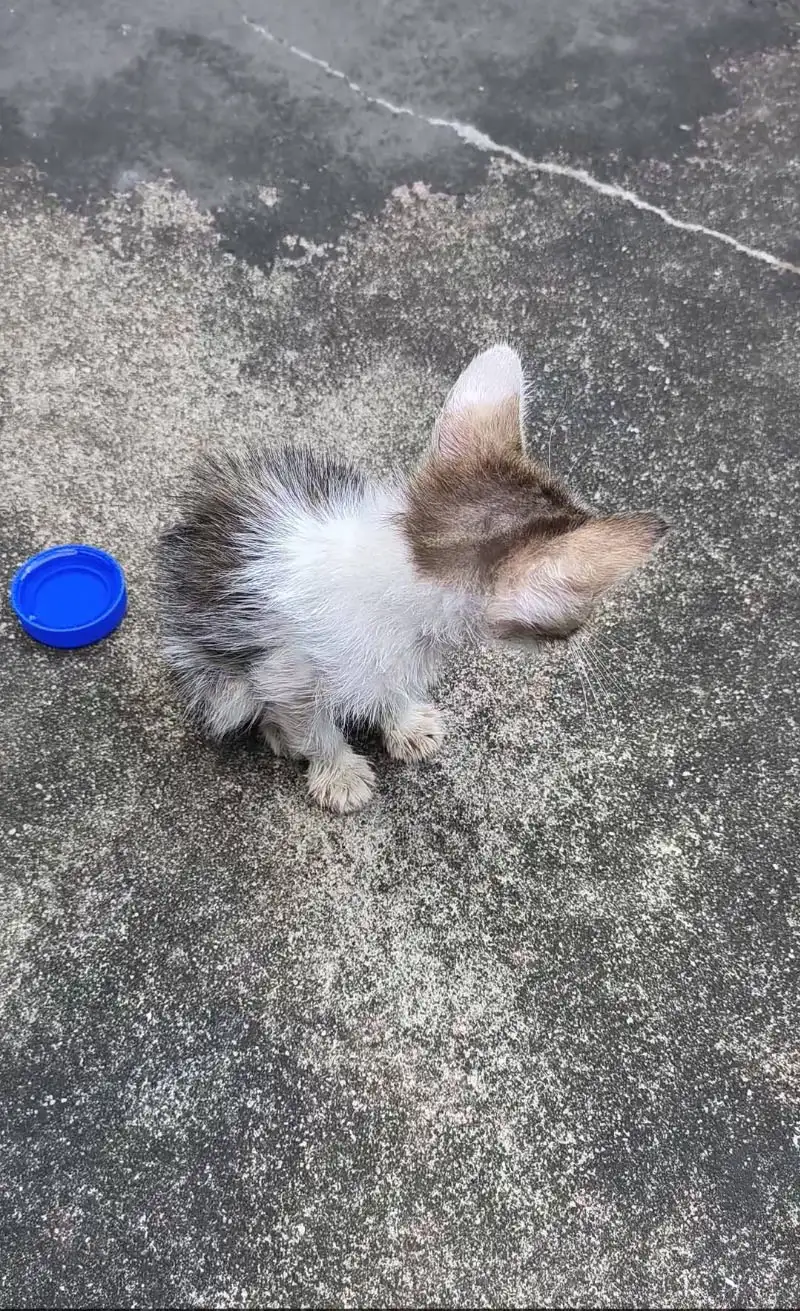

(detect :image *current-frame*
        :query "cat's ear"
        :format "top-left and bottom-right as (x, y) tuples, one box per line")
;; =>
(489, 513), (668, 638)
(432, 344), (526, 462)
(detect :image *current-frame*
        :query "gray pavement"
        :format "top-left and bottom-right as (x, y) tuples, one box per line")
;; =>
(1, 1), (799, 1305)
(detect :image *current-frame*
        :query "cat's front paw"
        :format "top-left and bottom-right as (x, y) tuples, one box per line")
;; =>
(384, 704), (444, 764)
(306, 750), (375, 813)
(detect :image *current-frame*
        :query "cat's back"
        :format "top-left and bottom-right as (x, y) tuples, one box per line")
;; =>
(158, 441), (369, 645)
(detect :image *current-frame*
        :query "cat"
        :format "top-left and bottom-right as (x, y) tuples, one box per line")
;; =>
(158, 345), (667, 812)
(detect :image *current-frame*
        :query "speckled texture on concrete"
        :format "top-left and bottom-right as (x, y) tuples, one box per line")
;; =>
(1, 1), (799, 1306)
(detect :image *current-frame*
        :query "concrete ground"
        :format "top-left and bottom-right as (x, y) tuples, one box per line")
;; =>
(1, 0), (799, 1305)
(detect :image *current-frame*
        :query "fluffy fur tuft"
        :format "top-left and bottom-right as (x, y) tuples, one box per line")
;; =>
(158, 346), (667, 810)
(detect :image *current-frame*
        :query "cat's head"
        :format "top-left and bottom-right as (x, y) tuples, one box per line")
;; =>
(404, 345), (667, 642)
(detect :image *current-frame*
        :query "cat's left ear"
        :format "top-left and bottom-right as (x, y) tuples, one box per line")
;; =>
(432, 344), (527, 461)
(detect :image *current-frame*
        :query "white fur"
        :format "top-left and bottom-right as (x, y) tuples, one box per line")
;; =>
(239, 482), (478, 729)
(444, 343), (523, 414)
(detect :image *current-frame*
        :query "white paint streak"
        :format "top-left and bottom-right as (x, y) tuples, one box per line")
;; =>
(244, 17), (800, 278)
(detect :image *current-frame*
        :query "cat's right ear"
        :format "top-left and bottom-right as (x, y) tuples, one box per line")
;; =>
(431, 344), (526, 462)
(488, 512), (668, 638)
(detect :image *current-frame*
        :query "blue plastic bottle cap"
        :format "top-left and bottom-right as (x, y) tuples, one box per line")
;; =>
(10, 545), (127, 649)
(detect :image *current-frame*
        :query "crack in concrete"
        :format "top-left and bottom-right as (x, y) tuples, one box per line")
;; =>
(244, 16), (800, 279)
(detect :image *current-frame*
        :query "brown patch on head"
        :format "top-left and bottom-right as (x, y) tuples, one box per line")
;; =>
(404, 443), (587, 590)
(406, 345), (587, 590)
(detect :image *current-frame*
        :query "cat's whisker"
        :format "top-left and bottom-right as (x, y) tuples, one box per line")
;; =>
(545, 386), (569, 475)
(573, 652), (591, 720)
(575, 646), (618, 733)
(572, 648), (607, 727)
(589, 632), (627, 694)
(572, 629), (622, 698)
(582, 646), (617, 708)
(579, 642), (615, 698)
(590, 644), (624, 695)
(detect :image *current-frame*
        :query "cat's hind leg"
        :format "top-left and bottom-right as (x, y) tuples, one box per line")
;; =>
(258, 710), (298, 759)
(182, 669), (260, 739)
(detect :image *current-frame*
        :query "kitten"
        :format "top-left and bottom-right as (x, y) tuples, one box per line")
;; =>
(158, 345), (666, 811)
